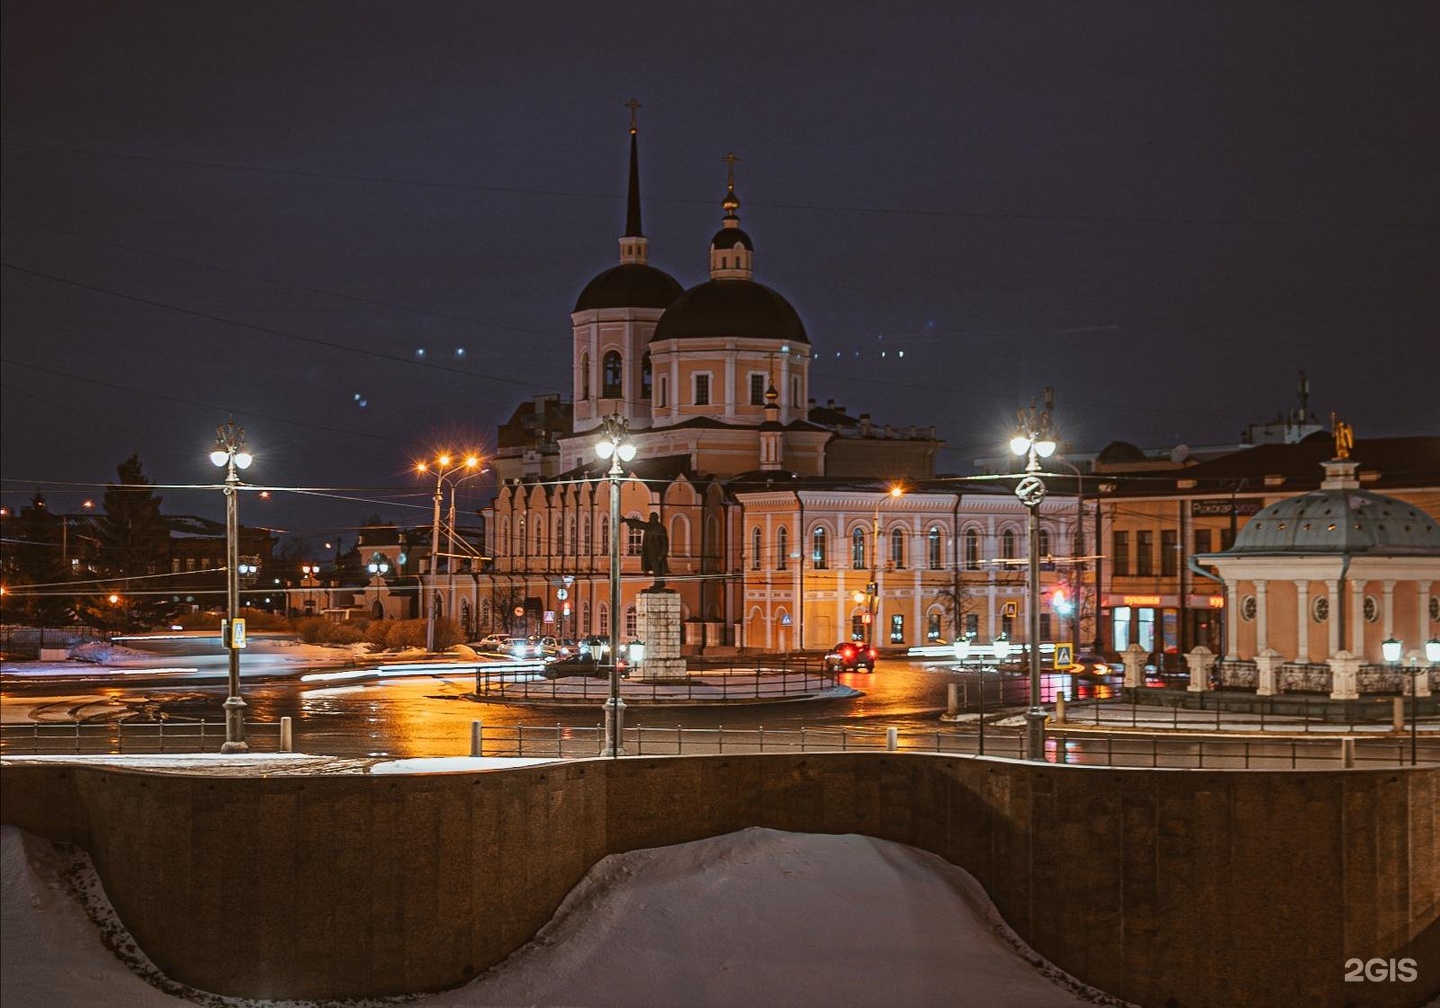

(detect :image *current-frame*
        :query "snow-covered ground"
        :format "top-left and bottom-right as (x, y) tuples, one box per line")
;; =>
(1, 822), (1131, 1008)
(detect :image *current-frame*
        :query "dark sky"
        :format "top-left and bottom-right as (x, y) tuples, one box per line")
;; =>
(3, 2), (1436, 548)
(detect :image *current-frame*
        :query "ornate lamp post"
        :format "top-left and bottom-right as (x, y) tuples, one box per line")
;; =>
(209, 418), (254, 753)
(1424, 639), (1440, 766)
(1382, 637), (1407, 764)
(594, 415), (636, 756)
(416, 453), (482, 652)
(1010, 391), (1057, 761)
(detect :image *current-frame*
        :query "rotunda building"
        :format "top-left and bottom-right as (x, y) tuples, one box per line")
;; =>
(1198, 454), (1440, 699)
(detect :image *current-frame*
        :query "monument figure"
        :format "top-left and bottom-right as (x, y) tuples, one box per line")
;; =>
(623, 511), (669, 587)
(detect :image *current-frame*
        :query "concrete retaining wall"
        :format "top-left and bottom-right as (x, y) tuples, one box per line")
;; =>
(2, 754), (1436, 1007)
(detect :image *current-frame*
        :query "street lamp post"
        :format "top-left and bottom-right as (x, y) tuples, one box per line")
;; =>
(595, 415), (636, 757)
(416, 453), (482, 652)
(868, 485), (903, 649)
(1424, 639), (1440, 766)
(210, 418), (254, 753)
(367, 560), (390, 615)
(1010, 391), (1057, 761)
(1046, 457), (1087, 650)
(1382, 637), (1407, 764)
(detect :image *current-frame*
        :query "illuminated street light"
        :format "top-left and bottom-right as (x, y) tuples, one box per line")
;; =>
(416, 452), (483, 652)
(210, 417), (253, 753)
(595, 414), (636, 756)
(1010, 389), (1056, 761)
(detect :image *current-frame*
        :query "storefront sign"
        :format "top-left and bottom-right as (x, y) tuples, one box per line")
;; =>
(1190, 498), (1265, 517)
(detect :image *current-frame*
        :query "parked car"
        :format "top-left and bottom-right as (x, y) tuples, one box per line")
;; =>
(474, 633), (512, 654)
(824, 641), (877, 673)
(510, 635), (560, 659)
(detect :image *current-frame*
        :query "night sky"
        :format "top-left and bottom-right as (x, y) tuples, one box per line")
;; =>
(3, 2), (1436, 548)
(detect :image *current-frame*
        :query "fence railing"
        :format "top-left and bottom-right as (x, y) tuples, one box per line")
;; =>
(1064, 695), (1432, 731)
(0, 719), (283, 756)
(3, 719), (1433, 768)
(471, 666), (843, 703)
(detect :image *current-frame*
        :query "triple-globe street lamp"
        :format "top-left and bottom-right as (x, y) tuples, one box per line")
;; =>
(594, 415), (636, 757)
(1010, 392), (1058, 761)
(416, 453), (482, 652)
(209, 418), (254, 753)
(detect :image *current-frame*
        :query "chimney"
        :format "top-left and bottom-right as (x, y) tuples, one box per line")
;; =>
(859, 413), (872, 436)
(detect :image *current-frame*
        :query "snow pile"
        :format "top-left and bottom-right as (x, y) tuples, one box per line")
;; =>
(1, 824), (1130, 1008)
(69, 642), (165, 665)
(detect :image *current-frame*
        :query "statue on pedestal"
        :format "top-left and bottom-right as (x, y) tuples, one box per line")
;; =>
(623, 512), (669, 588)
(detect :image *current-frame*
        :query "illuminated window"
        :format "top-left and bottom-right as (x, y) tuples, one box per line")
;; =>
(777, 526), (788, 570)
(852, 528), (866, 569)
(627, 521), (643, 556)
(927, 527), (942, 569)
(964, 529), (980, 570)
(890, 528), (905, 567)
(812, 527), (827, 568)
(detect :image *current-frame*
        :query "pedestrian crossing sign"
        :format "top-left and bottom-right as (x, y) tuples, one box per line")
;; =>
(1053, 642), (1073, 668)
(1002, 601), (1018, 617)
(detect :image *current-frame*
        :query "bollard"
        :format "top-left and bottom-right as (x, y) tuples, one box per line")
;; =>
(886, 726), (899, 751)
(1055, 692), (1067, 724)
(470, 720), (483, 757)
(1341, 736), (1355, 768)
(280, 716), (293, 753)
(1393, 698), (1405, 734)
(946, 683), (959, 718)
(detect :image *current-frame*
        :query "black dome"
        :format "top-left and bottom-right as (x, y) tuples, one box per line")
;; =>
(652, 279), (809, 344)
(573, 263), (683, 312)
(710, 227), (754, 251)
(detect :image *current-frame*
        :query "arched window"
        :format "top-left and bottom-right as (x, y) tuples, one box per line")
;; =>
(598, 603), (609, 636)
(811, 527), (828, 569)
(581, 515), (590, 554)
(965, 529), (980, 570)
(567, 515), (576, 554)
(553, 515), (563, 555)
(1039, 528), (1051, 560)
(777, 526), (789, 570)
(641, 351), (652, 400)
(625, 605), (637, 637)
(534, 519), (542, 556)
(751, 527), (762, 570)
(927, 527), (942, 569)
(582, 601), (591, 634)
(890, 528), (905, 568)
(602, 350), (622, 399)
(600, 515), (610, 552)
(517, 516), (526, 557)
(852, 528), (866, 569)
(626, 518), (643, 556)
(1002, 529), (1017, 560)
(580, 353), (590, 400)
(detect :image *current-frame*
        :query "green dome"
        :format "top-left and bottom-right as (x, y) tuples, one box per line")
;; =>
(1231, 489), (1440, 555)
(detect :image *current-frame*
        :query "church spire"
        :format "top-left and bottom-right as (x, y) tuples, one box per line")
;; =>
(619, 99), (648, 265)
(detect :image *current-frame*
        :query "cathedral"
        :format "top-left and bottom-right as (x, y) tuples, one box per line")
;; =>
(467, 111), (1062, 654)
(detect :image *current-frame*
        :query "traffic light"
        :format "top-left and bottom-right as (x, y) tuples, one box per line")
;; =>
(1050, 587), (1073, 615)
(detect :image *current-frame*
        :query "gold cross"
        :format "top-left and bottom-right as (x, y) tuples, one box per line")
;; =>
(625, 98), (641, 132)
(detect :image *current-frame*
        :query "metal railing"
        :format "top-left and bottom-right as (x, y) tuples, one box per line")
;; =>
(4, 719), (1432, 768)
(0, 719), (284, 755)
(465, 722), (1434, 767)
(1065, 695), (1432, 732)
(471, 666), (842, 703)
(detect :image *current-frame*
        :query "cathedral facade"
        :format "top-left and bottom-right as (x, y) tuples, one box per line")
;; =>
(451, 116), (1072, 654)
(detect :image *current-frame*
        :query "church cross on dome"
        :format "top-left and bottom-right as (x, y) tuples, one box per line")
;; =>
(721, 151), (741, 217)
(625, 98), (641, 134)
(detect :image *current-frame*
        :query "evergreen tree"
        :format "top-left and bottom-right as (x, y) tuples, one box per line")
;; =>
(95, 455), (177, 629)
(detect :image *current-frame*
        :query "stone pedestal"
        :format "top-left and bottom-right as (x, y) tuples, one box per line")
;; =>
(1185, 645), (1216, 692)
(634, 588), (686, 680)
(1327, 650), (1360, 700)
(1253, 647), (1284, 696)
(1121, 642), (1148, 691)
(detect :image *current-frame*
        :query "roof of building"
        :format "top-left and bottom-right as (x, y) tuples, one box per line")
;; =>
(573, 263), (684, 312)
(710, 226), (753, 251)
(652, 279), (809, 345)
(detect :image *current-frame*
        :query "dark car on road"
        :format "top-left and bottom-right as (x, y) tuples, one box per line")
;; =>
(824, 641), (877, 672)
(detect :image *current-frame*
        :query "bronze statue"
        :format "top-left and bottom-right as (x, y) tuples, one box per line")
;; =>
(623, 511), (669, 587)
(1331, 412), (1354, 459)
